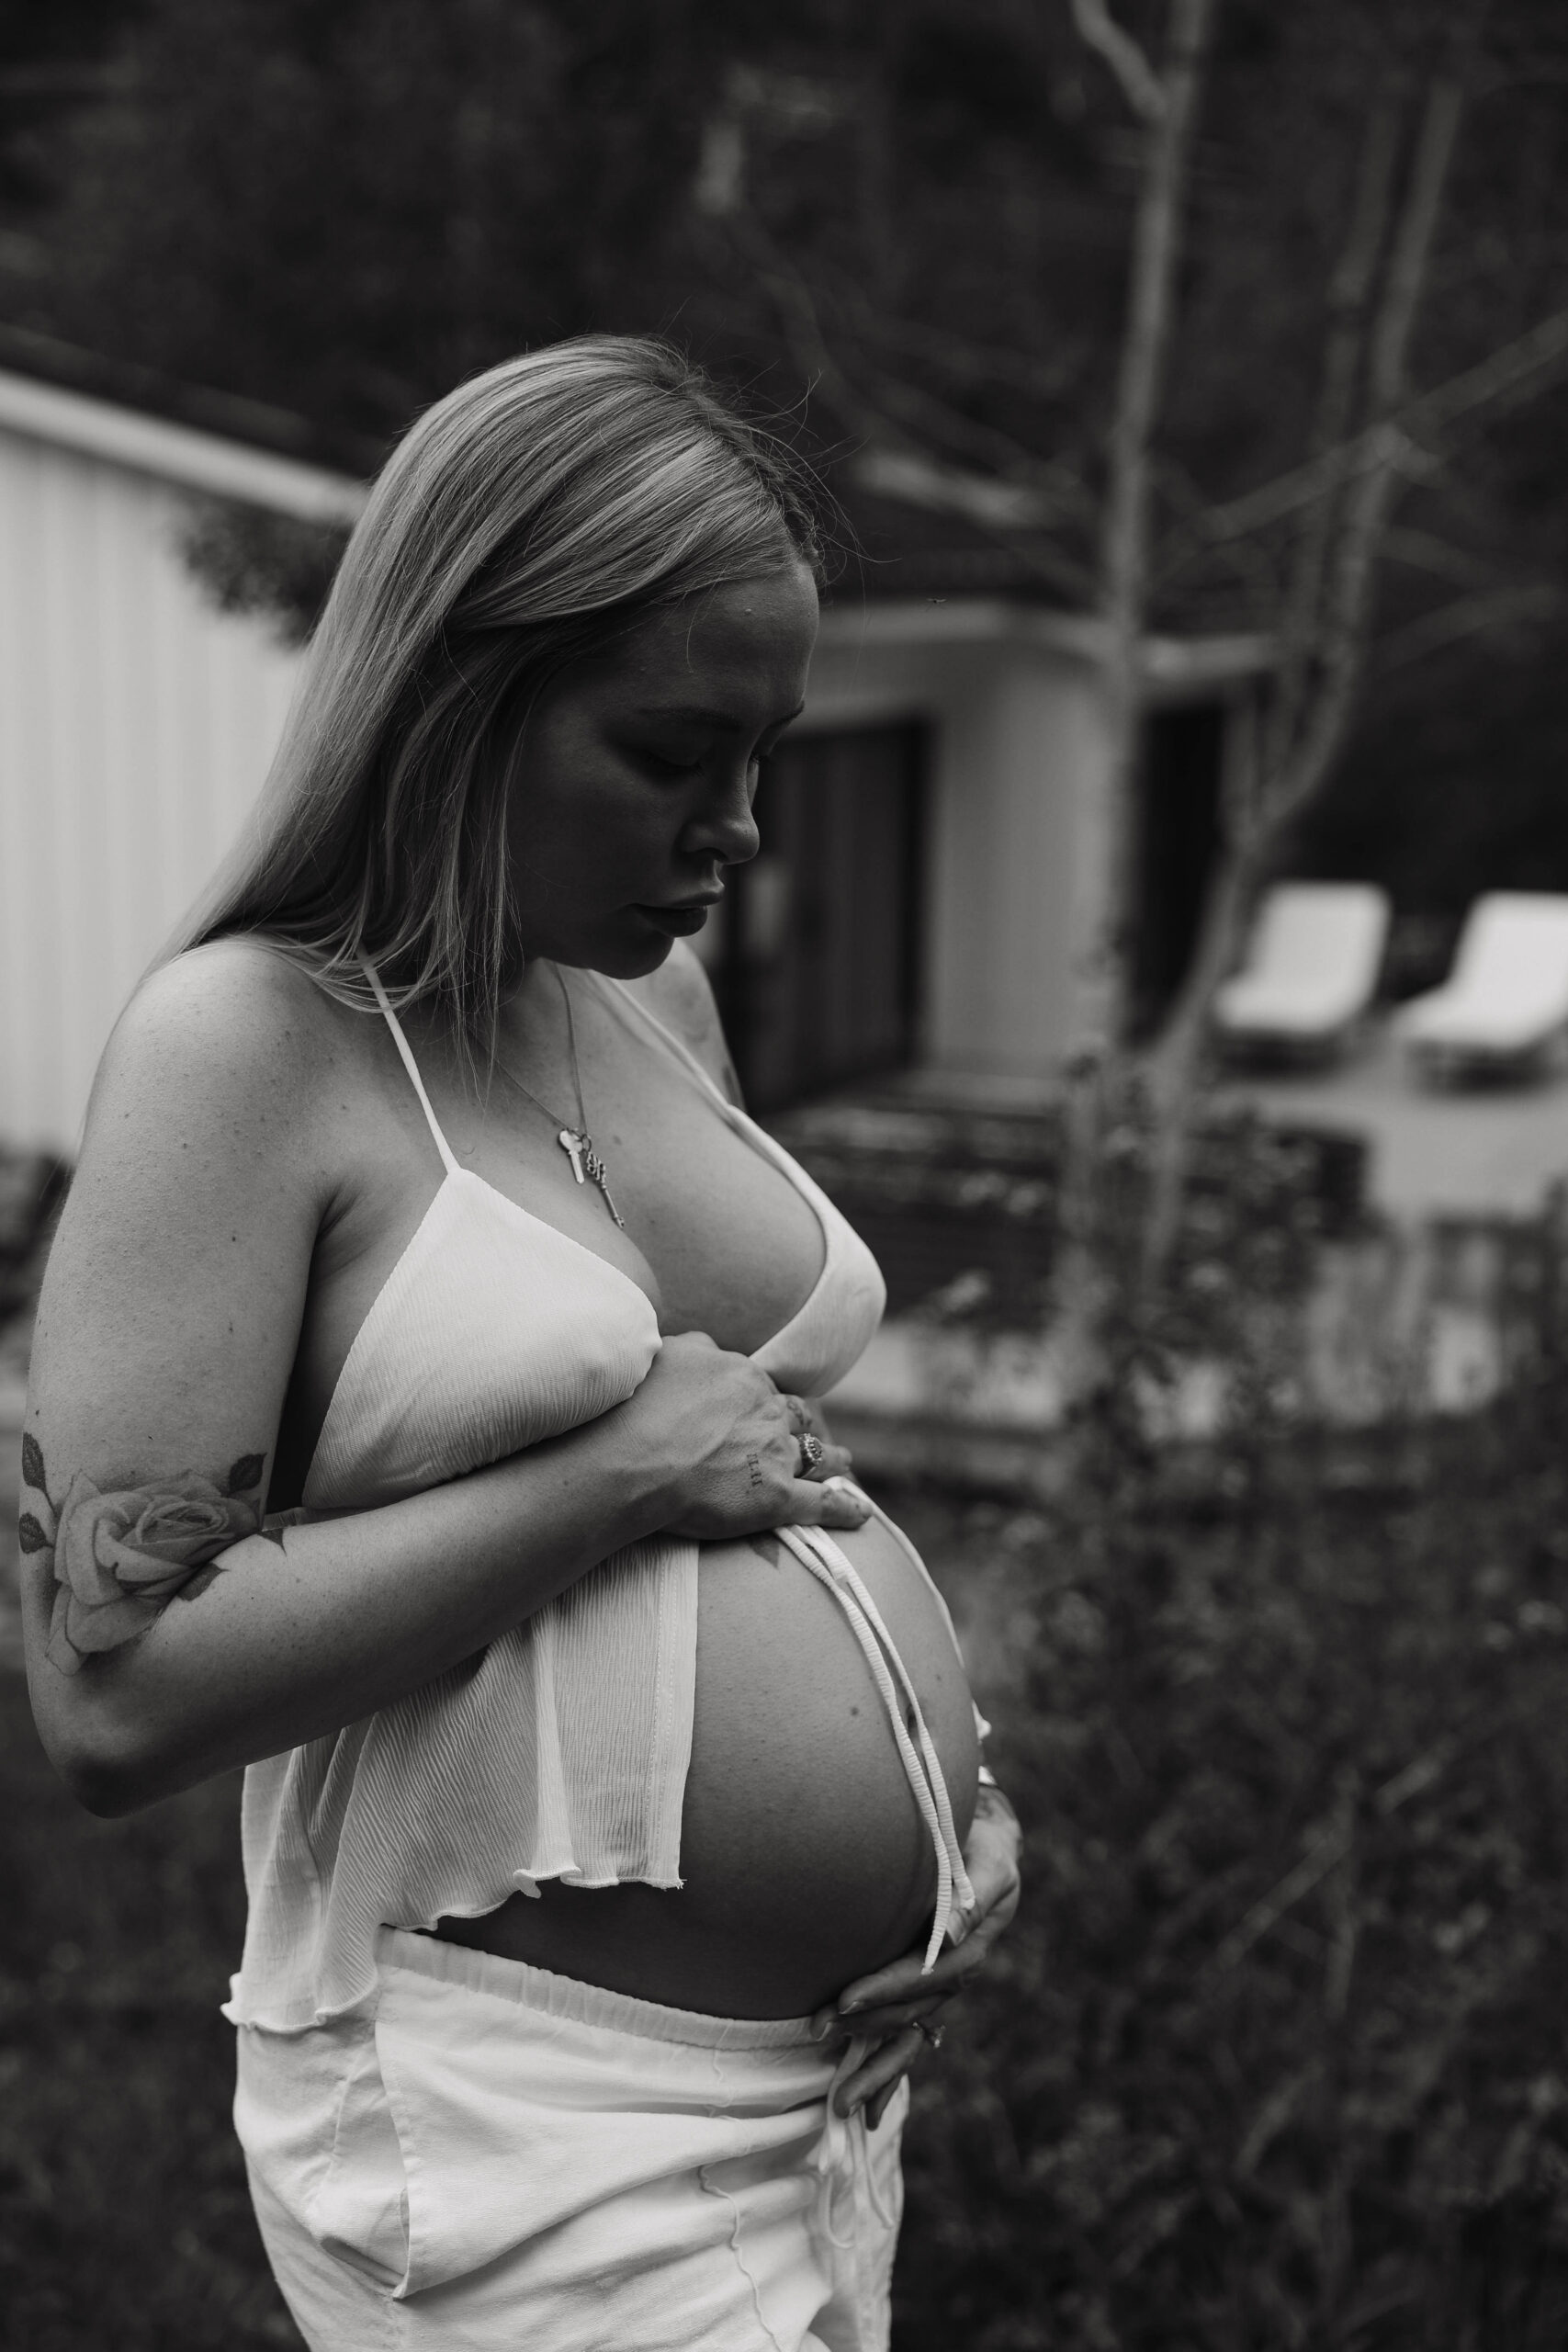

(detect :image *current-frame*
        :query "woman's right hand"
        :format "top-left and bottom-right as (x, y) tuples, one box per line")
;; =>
(616, 1331), (872, 1542)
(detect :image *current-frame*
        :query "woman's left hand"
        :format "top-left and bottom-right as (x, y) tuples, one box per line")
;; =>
(812, 1779), (1022, 2124)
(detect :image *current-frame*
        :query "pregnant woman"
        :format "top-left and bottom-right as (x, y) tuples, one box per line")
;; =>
(19, 338), (1020, 2351)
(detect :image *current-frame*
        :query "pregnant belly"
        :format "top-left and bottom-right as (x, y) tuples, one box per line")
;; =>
(437, 1512), (980, 2018)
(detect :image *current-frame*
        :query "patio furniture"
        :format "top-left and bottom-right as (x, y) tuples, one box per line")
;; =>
(1213, 882), (1391, 1061)
(1395, 890), (1568, 1079)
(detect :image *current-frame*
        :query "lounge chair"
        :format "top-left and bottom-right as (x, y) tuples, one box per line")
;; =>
(1213, 882), (1391, 1061)
(1395, 891), (1568, 1078)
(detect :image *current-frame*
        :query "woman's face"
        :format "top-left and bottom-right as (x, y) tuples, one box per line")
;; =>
(504, 561), (819, 977)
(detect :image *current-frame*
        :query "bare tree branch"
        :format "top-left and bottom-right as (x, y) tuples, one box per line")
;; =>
(1374, 581), (1564, 671)
(1264, 85), (1404, 777)
(1270, 57), (1472, 833)
(1151, 454), (1286, 605)
(817, 276), (1092, 403)
(1200, 299), (1568, 546)
(750, 253), (1097, 511)
(1380, 526), (1503, 587)
(724, 207), (1098, 594)
(1369, 81), (1465, 411)
(861, 372), (1096, 524)
(847, 446), (1054, 531)
(850, 448), (1095, 599)
(1070, 0), (1168, 124)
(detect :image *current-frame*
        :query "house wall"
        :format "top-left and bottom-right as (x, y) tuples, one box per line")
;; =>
(0, 423), (310, 1148)
(0, 380), (1264, 1150)
(804, 607), (1112, 1080)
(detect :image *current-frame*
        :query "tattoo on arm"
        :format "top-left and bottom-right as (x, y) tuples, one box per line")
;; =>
(18, 1435), (280, 1676)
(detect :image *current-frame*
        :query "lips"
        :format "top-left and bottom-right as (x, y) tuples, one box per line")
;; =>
(635, 902), (716, 936)
(633, 893), (723, 937)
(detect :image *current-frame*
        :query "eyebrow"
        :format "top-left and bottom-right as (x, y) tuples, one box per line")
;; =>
(631, 702), (806, 731)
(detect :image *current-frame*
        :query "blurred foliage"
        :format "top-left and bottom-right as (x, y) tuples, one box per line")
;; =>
(177, 498), (351, 646)
(891, 1172), (1568, 2351)
(897, 1417), (1568, 2348)
(0, 0), (135, 213)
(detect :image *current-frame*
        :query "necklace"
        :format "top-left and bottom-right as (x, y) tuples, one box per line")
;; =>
(495, 967), (626, 1229)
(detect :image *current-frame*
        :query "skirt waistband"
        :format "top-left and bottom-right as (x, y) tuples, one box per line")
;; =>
(375, 1927), (825, 2052)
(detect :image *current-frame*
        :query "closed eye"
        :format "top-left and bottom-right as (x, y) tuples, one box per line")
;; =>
(633, 747), (705, 779)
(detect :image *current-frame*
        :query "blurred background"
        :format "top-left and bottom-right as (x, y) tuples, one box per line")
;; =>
(6, 2), (1568, 2346)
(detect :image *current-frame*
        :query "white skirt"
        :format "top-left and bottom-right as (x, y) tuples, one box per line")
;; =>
(234, 1927), (907, 2351)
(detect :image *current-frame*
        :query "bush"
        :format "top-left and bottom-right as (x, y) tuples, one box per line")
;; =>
(894, 1211), (1568, 2350)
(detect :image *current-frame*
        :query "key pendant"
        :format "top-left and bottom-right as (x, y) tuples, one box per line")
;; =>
(558, 1127), (626, 1229)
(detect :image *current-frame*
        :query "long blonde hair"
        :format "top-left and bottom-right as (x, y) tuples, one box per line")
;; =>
(177, 336), (822, 1041)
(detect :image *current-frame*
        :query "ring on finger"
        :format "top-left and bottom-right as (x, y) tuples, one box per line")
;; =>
(796, 1430), (826, 1477)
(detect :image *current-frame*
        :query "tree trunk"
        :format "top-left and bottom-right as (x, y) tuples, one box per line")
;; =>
(1077, 0), (1217, 1065)
(1054, 0), (1216, 1386)
(1142, 696), (1263, 1276)
(1137, 39), (1473, 1289)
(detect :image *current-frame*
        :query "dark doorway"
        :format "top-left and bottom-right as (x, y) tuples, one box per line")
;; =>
(707, 723), (927, 1113)
(1132, 699), (1226, 1040)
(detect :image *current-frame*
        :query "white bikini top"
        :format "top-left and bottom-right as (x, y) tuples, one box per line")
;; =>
(302, 968), (888, 1510)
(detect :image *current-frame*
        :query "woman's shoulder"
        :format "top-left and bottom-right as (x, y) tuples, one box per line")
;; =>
(91, 936), (363, 1156)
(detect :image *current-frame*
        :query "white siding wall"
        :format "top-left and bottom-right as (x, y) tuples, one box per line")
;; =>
(806, 614), (1111, 1079)
(0, 426), (305, 1150)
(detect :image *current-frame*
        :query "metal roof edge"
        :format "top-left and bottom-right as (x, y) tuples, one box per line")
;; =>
(0, 365), (368, 525)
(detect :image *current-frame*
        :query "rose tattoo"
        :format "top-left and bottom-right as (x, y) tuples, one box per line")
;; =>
(18, 1435), (272, 1674)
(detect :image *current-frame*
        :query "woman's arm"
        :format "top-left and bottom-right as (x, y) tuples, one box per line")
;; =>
(22, 944), (865, 1815)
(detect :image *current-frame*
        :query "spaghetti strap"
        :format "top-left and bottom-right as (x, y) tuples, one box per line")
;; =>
(362, 963), (462, 1179)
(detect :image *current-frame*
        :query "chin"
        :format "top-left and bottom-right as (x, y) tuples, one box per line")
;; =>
(603, 936), (674, 979)
(552, 921), (675, 981)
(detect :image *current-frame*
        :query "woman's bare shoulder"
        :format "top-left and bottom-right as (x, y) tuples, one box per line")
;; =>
(626, 942), (741, 1102)
(94, 938), (359, 1153)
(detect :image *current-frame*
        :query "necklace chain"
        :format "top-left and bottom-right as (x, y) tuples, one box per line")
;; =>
(494, 967), (626, 1229)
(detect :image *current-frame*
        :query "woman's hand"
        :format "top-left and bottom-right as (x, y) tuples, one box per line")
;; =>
(812, 1780), (1022, 2124)
(618, 1331), (871, 1541)
(780, 1393), (855, 1488)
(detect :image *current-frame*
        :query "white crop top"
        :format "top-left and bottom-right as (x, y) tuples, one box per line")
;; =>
(225, 970), (888, 2030)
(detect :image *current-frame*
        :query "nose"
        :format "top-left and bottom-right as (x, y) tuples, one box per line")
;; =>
(680, 760), (761, 870)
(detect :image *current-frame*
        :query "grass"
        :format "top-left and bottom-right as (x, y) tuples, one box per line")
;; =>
(893, 1402), (1568, 2351)
(0, 1691), (301, 2349)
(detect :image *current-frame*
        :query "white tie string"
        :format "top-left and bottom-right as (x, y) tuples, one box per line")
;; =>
(776, 1523), (972, 1972)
